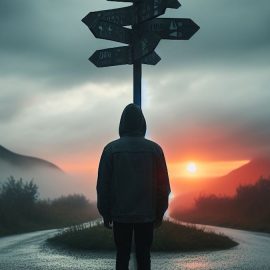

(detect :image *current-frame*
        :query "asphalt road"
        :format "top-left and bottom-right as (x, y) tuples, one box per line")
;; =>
(1, 222), (270, 270)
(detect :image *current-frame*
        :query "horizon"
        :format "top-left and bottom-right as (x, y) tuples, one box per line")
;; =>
(1, 143), (270, 203)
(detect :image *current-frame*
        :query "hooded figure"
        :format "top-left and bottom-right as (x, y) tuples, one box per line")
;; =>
(96, 103), (170, 270)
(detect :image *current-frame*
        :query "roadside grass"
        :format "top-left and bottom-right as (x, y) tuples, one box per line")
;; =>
(47, 220), (238, 252)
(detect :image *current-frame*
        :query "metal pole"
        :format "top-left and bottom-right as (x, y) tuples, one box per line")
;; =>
(132, 4), (142, 109)
(133, 59), (142, 108)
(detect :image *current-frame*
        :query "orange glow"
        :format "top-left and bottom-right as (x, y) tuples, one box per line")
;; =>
(168, 160), (249, 179)
(55, 153), (99, 174)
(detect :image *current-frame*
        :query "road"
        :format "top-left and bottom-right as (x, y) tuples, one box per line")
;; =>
(1, 222), (270, 270)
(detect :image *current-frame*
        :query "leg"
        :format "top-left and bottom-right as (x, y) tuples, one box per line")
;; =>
(113, 222), (133, 270)
(134, 222), (154, 270)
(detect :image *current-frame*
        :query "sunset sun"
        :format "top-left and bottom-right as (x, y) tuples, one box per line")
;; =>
(186, 162), (197, 174)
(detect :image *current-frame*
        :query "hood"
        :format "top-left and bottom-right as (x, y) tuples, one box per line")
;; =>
(119, 104), (146, 137)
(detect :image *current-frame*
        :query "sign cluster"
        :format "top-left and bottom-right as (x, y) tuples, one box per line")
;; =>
(82, 0), (200, 67)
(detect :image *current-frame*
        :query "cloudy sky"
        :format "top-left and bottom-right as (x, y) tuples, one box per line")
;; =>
(1, 0), (270, 198)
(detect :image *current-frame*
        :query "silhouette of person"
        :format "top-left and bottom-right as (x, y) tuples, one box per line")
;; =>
(97, 103), (171, 270)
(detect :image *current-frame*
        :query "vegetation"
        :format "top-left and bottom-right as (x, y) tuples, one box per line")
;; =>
(0, 176), (99, 236)
(48, 220), (238, 252)
(172, 177), (270, 232)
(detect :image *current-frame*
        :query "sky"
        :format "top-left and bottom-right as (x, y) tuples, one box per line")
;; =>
(1, 0), (270, 198)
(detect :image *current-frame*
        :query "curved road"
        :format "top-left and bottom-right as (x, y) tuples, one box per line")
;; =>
(1, 222), (270, 270)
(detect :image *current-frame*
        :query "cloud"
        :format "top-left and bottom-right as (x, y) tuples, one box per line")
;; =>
(0, 78), (131, 156)
(0, 0), (269, 87)
(143, 65), (270, 160)
(0, 77), (34, 122)
(0, 0), (133, 87)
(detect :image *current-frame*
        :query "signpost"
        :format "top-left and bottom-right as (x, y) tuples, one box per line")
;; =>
(89, 20), (132, 44)
(142, 18), (200, 40)
(82, 6), (136, 27)
(141, 51), (161, 65)
(89, 46), (132, 67)
(82, 0), (200, 108)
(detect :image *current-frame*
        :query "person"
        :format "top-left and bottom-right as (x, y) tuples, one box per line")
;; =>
(96, 103), (171, 270)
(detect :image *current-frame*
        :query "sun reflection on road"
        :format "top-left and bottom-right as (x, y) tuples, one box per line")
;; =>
(182, 261), (209, 269)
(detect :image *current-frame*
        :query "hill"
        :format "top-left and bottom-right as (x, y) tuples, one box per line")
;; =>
(0, 145), (75, 198)
(170, 158), (270, 211)
(0, 145), (62, 171)
(215, 157), (270, 194)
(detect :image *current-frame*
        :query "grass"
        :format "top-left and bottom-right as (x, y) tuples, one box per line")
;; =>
(47, 220), (238, 252)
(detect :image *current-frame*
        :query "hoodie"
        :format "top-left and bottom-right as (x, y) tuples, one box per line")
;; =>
(96, 104), (171, 223)
(119, 103), (146, 137)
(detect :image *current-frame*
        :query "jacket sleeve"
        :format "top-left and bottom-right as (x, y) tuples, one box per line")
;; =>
(156, 146), (171, 220)
(96, 146), (112, 219)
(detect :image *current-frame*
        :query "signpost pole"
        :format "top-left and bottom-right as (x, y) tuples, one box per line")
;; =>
(133, 60), (142, 108)
(132, 7), (142, 109)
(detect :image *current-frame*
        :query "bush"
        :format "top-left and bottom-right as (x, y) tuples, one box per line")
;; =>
(0, 176), (38, 229)
(171, 177), (270, 232)
(0, 176), (99, 236)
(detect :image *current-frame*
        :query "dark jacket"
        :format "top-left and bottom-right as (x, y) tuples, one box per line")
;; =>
(96, 104), (171, 223)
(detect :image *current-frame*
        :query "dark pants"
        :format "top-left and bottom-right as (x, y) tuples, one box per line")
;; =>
(113, 221), (154, 270)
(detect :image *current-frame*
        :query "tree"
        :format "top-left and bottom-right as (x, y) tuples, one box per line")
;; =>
(0, 176), (39, 226)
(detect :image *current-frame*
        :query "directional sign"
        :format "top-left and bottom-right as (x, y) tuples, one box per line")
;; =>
(166, 0), (181, 9)
(83, 0), (181, 27)
(88, 20), (132, 44)
(142, 18), (200, 40)
(89, 46), (132, 67)
(82, 6), (135, 27)
(107, 0), (139, 2)
(107, 0), (181, 9)
(133, 32), (160, 60)
(136, 0), (172, 23)
(142, 51), (161, 65)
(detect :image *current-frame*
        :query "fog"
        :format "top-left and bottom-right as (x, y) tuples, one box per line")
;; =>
(0, 161), (88, 199)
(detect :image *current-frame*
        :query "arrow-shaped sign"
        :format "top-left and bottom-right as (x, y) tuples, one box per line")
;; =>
(142, 51), (161, 65)
(107, 0), (181, 9)
(90, 46), (161, 67)
(166, 0), (181, 9)
(133, 32), (160, 60)
(143, 18), (200, 40)
(82, 6), (135, 27)
(89, 46), (132, 67)
(136, 0), (180, 23)
(88, 20), (132, 44)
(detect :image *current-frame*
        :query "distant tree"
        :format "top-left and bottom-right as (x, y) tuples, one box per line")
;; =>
(49, 194), (99, 225)
(51, 194), (90, 208)
(0, 177), (99, 235)
(0, 176), (38, 205)
(236, 177), (270, 221)
(172, 177), (270, 232)
(0, 176), (39, 228)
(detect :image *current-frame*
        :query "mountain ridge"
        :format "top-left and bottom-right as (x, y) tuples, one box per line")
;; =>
(0, 145), (62, 172)
(170, 157), (270, 211)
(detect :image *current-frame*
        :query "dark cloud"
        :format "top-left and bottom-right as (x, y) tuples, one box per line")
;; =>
(0, 0), (269, 87)
(0, 96), (24, 122)
(0, 0), (133, 87)
(0, 78), (33, 122)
